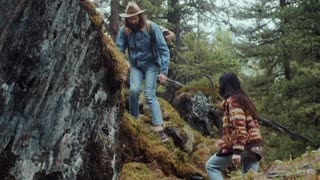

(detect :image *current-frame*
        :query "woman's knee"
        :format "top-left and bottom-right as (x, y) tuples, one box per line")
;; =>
(206, 159), (217, 171)
(205, 160), (212, 171)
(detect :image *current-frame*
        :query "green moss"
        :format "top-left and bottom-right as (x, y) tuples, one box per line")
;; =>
(244, 170), (260, 180)
(316, 162), (320, 174)
(178, 85), (221, 101)
(120, 162), (159, 180)
(157, 84), (167, 93)
(160, 98), (181, 118)
(80, 0), (104, 29)
(101, 35), (129, 84)
(120, 111), (209, 179)
(81, 0), (129, 89)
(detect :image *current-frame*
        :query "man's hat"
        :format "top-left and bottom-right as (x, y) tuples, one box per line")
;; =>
(119, 1), (146, 18)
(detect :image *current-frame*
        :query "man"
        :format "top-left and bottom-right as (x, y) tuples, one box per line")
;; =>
(116, 1), (170, 142)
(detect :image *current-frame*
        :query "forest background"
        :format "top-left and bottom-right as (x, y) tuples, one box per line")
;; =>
(104, 0), (320, 165)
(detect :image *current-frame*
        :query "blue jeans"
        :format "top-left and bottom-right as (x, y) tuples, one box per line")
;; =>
(206, 150), (260, 180)
(129, 63), (163, 125)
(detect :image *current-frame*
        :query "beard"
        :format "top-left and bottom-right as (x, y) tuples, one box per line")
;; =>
(127, 23), (141, 32)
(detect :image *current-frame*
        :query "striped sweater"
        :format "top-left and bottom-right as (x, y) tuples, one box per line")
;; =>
(220, 96), (263, 155)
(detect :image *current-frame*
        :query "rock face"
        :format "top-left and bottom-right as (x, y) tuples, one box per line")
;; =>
(0, 0), (123, 179)
(173, 92), (222, 137)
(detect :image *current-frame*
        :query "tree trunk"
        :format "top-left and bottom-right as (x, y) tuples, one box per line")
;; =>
(0, 0), (123, 179)
(167, 0), (181, 64)
(109, 0), (121, 41)
(280, 0), (292, 80)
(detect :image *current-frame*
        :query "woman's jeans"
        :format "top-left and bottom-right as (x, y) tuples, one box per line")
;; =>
(129, 63), (163, 125)
(206, 150), (260, 180)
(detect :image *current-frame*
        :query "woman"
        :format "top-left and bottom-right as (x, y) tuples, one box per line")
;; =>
(206, 72), (263, 179)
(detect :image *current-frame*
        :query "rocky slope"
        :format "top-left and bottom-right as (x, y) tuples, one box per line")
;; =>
(0, 0), (127, 179)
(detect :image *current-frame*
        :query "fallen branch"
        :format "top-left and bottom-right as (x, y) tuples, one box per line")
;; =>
(258, 115), (317, 147)
(165, 77), (185, 88)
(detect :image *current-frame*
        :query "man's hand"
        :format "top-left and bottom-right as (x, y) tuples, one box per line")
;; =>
(232, 154), (241, 165)
(158, 74), (167, 84)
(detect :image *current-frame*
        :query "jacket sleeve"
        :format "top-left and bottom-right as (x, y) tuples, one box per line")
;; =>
(152, 23), (170, 75)
(228, 98), (249, 155)
(116, 26), (128, 54)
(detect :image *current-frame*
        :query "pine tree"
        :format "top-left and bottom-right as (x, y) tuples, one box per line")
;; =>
(234, 0), (320, 159)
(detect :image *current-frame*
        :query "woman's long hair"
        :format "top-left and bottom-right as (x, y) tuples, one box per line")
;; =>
(219, 72), (257, 119)
(125, 14), (146, 31)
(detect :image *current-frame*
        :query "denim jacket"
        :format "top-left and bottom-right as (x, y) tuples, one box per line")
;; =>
(116, 22), (170, 75)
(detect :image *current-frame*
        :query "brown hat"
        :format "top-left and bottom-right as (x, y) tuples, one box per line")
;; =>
(119, 1), (146, 18)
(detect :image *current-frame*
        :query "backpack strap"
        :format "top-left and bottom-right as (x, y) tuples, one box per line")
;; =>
(125, 26), (131, 36)
(146, 20), (152, 34)
(146, 20), (157, 56)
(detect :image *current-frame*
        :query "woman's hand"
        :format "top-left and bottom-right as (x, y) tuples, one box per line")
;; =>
(232, 154), (241, 164)
(214, 139), (224, 148)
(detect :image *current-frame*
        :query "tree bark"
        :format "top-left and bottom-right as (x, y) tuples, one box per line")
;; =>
(109, 0), (121, 41)
(167, 0), (181, 63)
(280, 0), (292, 80)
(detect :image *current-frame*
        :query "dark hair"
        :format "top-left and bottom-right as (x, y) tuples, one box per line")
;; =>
(125, 14), (146, 29)
(219, 72), (257, 118)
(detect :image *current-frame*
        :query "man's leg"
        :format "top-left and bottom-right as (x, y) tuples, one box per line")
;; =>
(144, 63), (163, 125)
(129, 66), (144, 118)
(206, 154), (233, 180)
(144, 63), (169, 142)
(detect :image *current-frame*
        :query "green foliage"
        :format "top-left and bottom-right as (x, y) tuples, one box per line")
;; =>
(261, 127), (306, 163)
(234, 0), (320, 163)
(174, 28), (241, 84)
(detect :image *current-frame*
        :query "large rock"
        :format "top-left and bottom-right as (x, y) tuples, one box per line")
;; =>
(172, 92), (222, 136)
(0, 0), (125, 179)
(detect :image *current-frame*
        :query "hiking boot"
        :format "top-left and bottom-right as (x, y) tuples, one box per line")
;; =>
(151, 125), (164, 132)
(151, 125), (169, 142)
(158, 130), (169, 142)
